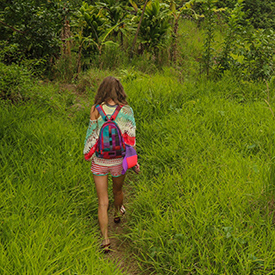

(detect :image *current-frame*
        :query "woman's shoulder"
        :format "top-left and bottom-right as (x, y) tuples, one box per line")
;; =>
(121, 104), (133, 113)
(90, 105), (100, 120)
(119, 105), (135, 121)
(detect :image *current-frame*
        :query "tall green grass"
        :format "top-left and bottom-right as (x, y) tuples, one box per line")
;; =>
(1, 70), (275, 274)
(124, 73), (275, 274)
(0, 97), (125, 274)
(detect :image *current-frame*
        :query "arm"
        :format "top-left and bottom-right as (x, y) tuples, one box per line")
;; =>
(90, 105), (100, 120)
(119, 106), (136, 147)
(83, 106), (100, 161)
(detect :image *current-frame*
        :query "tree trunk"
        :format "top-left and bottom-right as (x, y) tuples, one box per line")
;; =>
(77, 44), (82, 74)
(61, 18), (71, 56)
(120, 31), (123, 48)
(171, 16), (179, 64)
(130, 0), (149, 58)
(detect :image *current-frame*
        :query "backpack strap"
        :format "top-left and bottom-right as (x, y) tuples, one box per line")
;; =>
(110, 105), (123, 121)
(95, 105), (108, 121)
(96, 104), (124, 121)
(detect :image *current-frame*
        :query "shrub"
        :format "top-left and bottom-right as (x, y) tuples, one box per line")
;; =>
(138, 1), (171, 55)
(52, 53), (78, 83)
(0, 62), (34, 102)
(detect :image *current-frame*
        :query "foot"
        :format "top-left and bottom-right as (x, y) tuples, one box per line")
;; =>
(101, 239), (111, 254)
(114, 216), (121, 223)
(114, 205), (126, 223)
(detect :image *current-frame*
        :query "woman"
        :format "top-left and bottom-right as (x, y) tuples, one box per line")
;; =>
(83, 76), (139, 253)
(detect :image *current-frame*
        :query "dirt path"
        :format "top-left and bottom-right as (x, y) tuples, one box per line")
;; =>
(105, 184), (142, 275)
(63, 85), (145, 274)
(106, 208), (140, 274)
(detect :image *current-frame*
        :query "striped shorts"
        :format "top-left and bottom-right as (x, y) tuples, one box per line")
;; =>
(91, 160), (123, 177)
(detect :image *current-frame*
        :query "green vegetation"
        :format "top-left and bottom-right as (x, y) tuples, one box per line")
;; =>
(0, 84), (124, 274)
(126, 74), (275, 274)
(1, 0), (275, 81)
(1, 62), (275, 274)
(1, 0), (275, 273)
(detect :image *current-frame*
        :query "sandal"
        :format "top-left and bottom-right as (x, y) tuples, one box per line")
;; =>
(100, 242), (111, 254)
(114, 205), (126, 223)
(114, 216), (121, 223)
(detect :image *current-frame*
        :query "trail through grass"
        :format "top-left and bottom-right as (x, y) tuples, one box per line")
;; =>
(0, 96), (130, 274)
(1, 72), (275, 274)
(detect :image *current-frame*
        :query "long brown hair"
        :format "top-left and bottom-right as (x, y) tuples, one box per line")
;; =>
(94, 76), (128, 105)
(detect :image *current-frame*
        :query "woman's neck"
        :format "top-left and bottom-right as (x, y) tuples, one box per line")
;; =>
(106, 99), (116, 105)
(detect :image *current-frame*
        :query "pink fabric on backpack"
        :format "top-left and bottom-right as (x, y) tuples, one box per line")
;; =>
(121, 145), (138, 175)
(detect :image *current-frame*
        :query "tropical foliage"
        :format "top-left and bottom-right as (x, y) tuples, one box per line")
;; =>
(0, 0), (275, 80)
(0, 0), (76, 61)
(137, 1), (171, 54)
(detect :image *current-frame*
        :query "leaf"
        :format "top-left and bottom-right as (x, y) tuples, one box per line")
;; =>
(234, 237), (247, 245)
(100, 22), (121, 44)
(248, 253), (264, 265)
(174, 233), (185, 240)
(252, 164), (259, 173)
(223, 226), (233, 233)
(170, 2), (176, 13)
(247, 144), (256, 149)
(129, 0), (138, 13)
(230, 53), (244, 64)
(103, 41), (119, 47)
(226, 232), (231, 238)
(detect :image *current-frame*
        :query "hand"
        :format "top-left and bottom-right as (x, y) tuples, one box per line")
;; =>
(132, 163), (140, 174)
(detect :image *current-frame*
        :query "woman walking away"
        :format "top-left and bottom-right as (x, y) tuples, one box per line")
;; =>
(83, 76), (139, 253)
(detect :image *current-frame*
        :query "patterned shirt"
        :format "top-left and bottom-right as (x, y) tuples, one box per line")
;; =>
(83, 104), (136, 166)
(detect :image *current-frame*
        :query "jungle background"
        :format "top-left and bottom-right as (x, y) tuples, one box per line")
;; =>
(1, 0), (275, 274)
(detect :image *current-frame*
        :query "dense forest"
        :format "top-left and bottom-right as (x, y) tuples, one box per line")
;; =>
(1, 0), (275, 87)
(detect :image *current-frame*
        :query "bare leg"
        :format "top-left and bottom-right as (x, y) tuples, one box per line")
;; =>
(112, 174), (126, 215)
(93, 174), (109, 245)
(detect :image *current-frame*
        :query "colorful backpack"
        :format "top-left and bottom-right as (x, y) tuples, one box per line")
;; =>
(95, 104), (126, 159)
